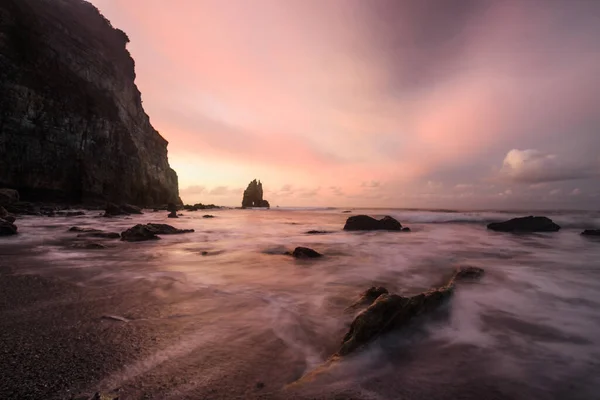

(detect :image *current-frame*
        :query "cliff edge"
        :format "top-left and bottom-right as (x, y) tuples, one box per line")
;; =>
(0, 0), (180, 205)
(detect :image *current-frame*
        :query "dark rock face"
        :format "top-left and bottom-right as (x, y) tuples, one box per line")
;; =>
(0, 219), (18, 236)
(291, 246), (322, 258)
(343, 215), (403, 231)
(487, 216), (561, 232)
(0, 188), (19, 204)
(0, 0), (181, 206)
(581, 230), (600, 237)
(242, 179), (270, 208)
(337, 266), (484, 357)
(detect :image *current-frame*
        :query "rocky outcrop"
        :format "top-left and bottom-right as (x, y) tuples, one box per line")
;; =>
(487, 216), (560, 232)
(343, 215), (403, 231)
(338, 266), (484, 357)
(290, 246), (322, 258)
(120, 223), (194, 241)
(242, 179), (270, 208)
(0, 0), (181, 206)
(581, 230), (600, 237)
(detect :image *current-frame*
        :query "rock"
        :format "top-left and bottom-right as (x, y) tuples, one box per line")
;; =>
(202, 214), (215, 218)
(167, 203), (178, 213)
(581, 230), (600, 237)
(0, 206), (9, 218)
(347, 286), (389, 310)
(69, 226), (100, 233)
(342, 210), (352, 213)
(343, 215), (402, 231)
(291, 246), (322, 258)
(0, 189), (19, 205)
(401, 227), (411, 232)
(242, 179), (270, 208)
(57, 211), (85, 217)
(2, 215), (16, 224)
(0, 220), (18, 236)
(145, 223), (194, 235)
(487, 216), (561, 232)
(120, 224), (160, 242)
(337, 267), (484, 357)
(305, 230), (331, 235)
(168, 211), (178, 218)
(0, 1), (181, 206)
(120, 204), (143, 214)
(104, 203), (128, 217)
(71, 242), (106, 250)
(77, 232), (121, 239)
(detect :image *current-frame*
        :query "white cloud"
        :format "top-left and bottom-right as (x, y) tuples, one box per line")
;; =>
(499, 149), (598, 183)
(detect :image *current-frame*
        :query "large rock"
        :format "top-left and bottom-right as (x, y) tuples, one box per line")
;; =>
(120, 204), (143, 214)
(343, 215), (402, 231)
(145, 223), (194, 235)
(0, 220), (18, 236)
(120, 224), (160, 242)
(242, 179), (270, 208)
(581, 230), (600, 237)
(0, 0), (181, 206)
(291, 246), (322, 258)
(337, 266), (484, 357)
(0, 189), (19, 205)
(487, 216), (560, 232)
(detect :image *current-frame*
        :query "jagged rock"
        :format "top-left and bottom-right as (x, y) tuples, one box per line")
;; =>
(291, 247), (322, 258)
(581, 230), (600, 237)
(242, 179), (270, 208)
(0, 0), (181, 206)
(120, 224), (160, 242)
(347, 286), (389, 310)
(0, 220), (18, 236)
(487, 216), (560, 232)
(71, 242), (106, 250)
(0, 189), (19, 205)
(337, 266), (484, 357)
(145, 223), (194, 235)
(305, 230), (331, 235)
(77, 232), (121, 239)
(343, 215), (402, 231)
(120, 204), (143, 214)
(202, 214), (215, 218)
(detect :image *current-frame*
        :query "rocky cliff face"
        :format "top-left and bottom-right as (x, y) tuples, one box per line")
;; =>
(0, 0), (181, 205)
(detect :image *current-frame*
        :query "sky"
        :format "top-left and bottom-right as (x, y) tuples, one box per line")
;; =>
(89, 0), (600, 209)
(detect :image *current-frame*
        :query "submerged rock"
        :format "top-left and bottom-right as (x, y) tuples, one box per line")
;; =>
(487, 216), (560, 232)
(71, 242), (106, 250)
(0, 220), (18, 236)
(581, 229), (600, 237)
(305, 230), (331, 235)
(343, 215), (403, 231)
(291, 246), (322, 258)
(77, 232), (121, 239)
(202, 214), (215, 218)
(337, 266), (484, 357)
(120, 224), (160, 242)
(145, 223), (194, 235)
(69, 226), (100, 233)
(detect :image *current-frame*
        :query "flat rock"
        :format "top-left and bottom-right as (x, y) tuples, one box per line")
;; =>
(305, 230), (331, 235)
(145, 223), (194, 235)
(343, 215), (402, 231)
(581, 229), (600, 237)
(487, 216), (560, 232)
(291, 246), (322, 258)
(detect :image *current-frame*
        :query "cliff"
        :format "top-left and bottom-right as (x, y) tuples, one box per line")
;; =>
(0, 0), (180, 205)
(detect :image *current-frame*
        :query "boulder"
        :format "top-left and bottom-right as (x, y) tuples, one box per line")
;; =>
(0, 189), (19, 205)
(0, 220), (18, 236)
(120, 224), (160, 242)
(145, 223), (194, 235)
(291, 246), (322, 258)
(401, 227), (411, 232)
(487, 216), (560, 232)
(343, 215), (402, 231)
(202, 214), (215, 218)
(103, 203), (128, 217)
(337, 266), (484, 357)
(167, 211), (178, 218)
(581, 229), (600, 237)
(120, 204), (143, 214)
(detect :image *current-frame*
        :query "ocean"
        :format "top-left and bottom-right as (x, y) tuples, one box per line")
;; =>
(1, 207), (599, 399)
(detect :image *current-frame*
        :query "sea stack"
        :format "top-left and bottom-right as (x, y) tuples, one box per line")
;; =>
(0, 0), (181, 206)
(242, 179), (270, 208)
